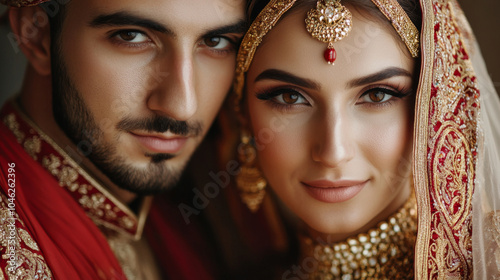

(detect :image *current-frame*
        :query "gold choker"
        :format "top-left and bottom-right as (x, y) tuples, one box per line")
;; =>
(299, 194), (417, 279)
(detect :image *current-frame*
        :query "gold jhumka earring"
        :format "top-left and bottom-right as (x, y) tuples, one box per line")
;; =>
(235, 131), (267, 212)
(305, 0), (353, 65)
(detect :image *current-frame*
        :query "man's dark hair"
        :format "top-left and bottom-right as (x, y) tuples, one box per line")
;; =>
(40, 0), (67, 49)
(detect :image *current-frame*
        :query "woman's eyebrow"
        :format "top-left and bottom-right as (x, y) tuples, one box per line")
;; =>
(254, 69), (320, 90)
(347, 67), (412, 89)
(254, 67), (411, 90)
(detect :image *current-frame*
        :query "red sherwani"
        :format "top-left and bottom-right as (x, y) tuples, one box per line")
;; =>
(0, 100), (218, 279)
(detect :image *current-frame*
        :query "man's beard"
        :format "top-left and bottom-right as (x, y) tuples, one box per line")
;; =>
(50, 50), (202, 195)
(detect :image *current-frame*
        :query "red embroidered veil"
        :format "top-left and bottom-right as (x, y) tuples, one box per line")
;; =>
(412, 0), (499, 278)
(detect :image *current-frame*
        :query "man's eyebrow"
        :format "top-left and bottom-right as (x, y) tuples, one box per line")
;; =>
(90, 12), (246, 39)
(254, 69), (321, 90)
(347, 67), (412, 88)
(201, 20), (247, 38)
(89, 12), (172, 35)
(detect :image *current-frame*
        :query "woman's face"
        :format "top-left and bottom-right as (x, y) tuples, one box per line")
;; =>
(245, 8), (416, 241)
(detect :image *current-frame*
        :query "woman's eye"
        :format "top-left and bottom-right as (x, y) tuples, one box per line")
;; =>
(114, 31), (150, 43)
(202, 36), (232, 50)
(368, 91), (391, 102)
(359, 89), (396, 104)
(277, 92), (305, 104)
(256, 88), (309, 106)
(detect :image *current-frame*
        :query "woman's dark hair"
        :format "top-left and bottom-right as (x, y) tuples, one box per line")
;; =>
(247, 0), (422, 32)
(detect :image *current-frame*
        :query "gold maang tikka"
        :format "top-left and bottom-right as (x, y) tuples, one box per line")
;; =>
(305, 0), (353, 65)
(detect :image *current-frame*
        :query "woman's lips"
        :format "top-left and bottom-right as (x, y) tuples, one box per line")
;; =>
(131, 132), (188, 154)
(302, 180), (368, 203)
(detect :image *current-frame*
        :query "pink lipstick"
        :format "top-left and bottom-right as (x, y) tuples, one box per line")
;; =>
(302, 180), (367, 203)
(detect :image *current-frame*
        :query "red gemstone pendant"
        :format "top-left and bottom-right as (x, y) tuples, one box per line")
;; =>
(324, 47), (336, 64)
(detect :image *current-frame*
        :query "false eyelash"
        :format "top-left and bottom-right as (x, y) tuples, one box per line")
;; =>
(357, 86), (414, 109)
(255, 87), (301, 101)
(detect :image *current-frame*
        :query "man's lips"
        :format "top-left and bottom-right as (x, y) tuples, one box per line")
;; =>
(302, 180), (368, 203)
(130, 132), (188, 154)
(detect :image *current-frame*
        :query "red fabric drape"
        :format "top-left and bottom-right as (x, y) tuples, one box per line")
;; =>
(0, 120), (126, 279)
(145, 194), (218, 280)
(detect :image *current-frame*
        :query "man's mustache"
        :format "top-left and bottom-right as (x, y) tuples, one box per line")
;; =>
(117, 115), (202, 136)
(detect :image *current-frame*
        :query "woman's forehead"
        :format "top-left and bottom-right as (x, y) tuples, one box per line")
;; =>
(248, 9), (415, 89)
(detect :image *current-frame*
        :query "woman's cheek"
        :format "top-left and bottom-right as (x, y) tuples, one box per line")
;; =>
(249, 105), (304, 183)
(360, 106), (412, 177)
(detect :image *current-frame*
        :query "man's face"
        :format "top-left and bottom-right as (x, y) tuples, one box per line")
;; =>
(51, 0), (245, 194)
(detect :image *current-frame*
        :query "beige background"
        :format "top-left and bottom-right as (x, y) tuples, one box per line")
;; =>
(0, 2), (499, 106)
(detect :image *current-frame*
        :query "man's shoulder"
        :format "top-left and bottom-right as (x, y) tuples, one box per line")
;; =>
(0, 189), (53, 279)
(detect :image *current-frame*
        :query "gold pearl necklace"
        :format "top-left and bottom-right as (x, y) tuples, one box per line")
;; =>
(299, 195), (417, 280)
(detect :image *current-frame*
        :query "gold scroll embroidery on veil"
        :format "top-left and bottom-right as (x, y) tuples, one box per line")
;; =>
(415, 0), (480, 279)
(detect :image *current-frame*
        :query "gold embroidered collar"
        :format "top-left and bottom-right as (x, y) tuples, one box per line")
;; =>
(299, 194), (417, 279)
(1, 100), (151, 240)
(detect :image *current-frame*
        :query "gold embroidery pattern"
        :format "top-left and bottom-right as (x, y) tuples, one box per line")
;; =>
(0, 192), (53, 279)
(23, 136), (41, 161)
(17, 229), (39, 252)
(39, 152), (138, 234)
(415, 0), (479, 279)
(449, 1), (475, 57)
(42, 155), (78, 190)
(2, 114), (25, 144)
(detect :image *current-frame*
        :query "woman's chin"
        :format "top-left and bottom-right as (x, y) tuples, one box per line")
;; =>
(304, 221), (365, 243)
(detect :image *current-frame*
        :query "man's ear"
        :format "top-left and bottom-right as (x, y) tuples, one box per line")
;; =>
(8, 6), (52, 76)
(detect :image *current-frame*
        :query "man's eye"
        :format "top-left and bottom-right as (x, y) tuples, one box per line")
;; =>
(114, 31), (150, 43)
(202, 36), (232, 49)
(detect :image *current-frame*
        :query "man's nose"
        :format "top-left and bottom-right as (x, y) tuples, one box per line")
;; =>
(146, 49), (198, 121)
